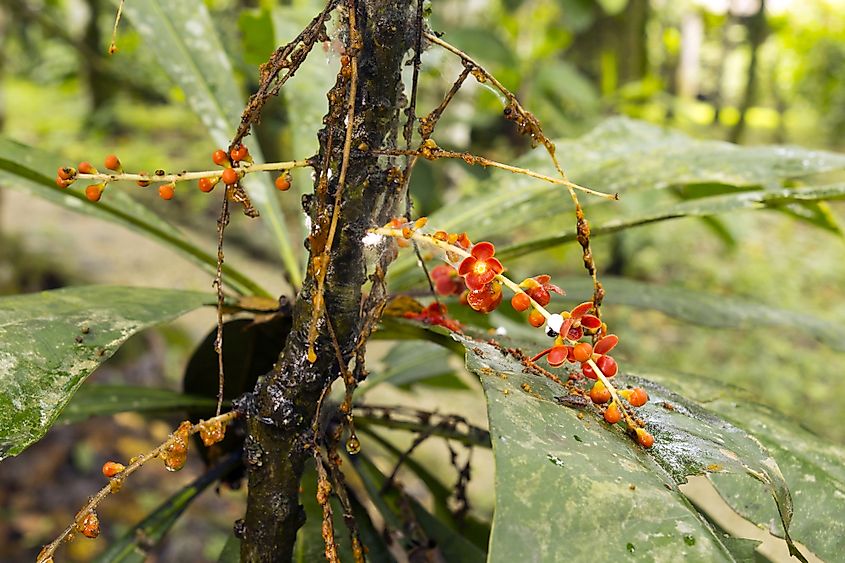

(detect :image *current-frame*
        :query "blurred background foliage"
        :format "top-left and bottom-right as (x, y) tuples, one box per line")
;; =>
(0, 0), (843, 560)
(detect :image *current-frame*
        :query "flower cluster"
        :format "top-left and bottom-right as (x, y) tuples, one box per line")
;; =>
(375, 218), (655, 449)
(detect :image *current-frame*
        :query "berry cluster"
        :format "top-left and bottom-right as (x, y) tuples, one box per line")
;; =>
(54, 145), (294, 203)
(375, 218), (655, 448)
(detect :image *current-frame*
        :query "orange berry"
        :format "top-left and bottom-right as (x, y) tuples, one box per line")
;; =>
(78, 512), (99, 539)
(212, 149), (230, 166)
(635, 427), (654, 448)
(528, 309), (545, 328)
(104, 154), (121, 171)
(589, 381), (611, 404)
(628, 387), (649, 407)
(572, 342), (593, 363)
(604, 402), (622, 424)
(229, 143), (250, 162)
(511, 292), (531, 312)
(158, 183), (175, 200)
(102, 461), (126, 477)
(56, 176), (72, 188)
(221, 167), (239, 185)
(57, 166), (76, 180)
(198, 177), (217, 192)
(275, 174), (291, 191)
(85, 184), (105, 202)
(78, 161), (97, 174)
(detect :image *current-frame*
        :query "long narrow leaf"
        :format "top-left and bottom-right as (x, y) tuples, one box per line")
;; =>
(59, 385), (219, 424)
(117, 0), (303, 287)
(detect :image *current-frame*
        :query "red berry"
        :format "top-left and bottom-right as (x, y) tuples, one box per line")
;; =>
(528, 309), (545, 327)
(581, 361), (597, 380)
(78, 161), (97, 174)
(102, 461), (126, 477)
(511, 292), (531, 312)
(159, 183), (175, 200)
(572, 342), (593, 363)
(628, 387), (648, 407)
(590, 382), (611, 404)
(604, 402), (622, 424)
(229, 144), (250, 162)
(635, 427), (654, 448)
(221, 167), (239, 185)
(547, 345), (569, 367)
(596, 355), (618, 377)
(212, 149), (229, 166)
(104, 154), (121, 171)
(466, 282), (503, 313)
(275, 174), (291, 191)
(198, 177), (217, 193)
(56, 176), (72, 188)
(85, 184), (105, 202)
(526, 286), (550, 306)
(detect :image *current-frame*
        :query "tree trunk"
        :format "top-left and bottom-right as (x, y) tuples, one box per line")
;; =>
(241, 1), (414, 560)
(729, 0), (767, 144)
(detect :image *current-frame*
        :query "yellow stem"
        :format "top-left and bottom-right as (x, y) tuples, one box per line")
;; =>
(74, 159), (311, 184)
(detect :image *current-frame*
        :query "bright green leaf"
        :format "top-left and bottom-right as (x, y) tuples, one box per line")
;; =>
(0, 286), (210, 460)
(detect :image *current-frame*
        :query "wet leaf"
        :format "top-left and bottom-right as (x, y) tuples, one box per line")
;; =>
(59, 384), (218, 423)
(0, 286), (210, 460)
(639, 369), (845, 563)
(117, 0), (302, 286)
(0, 137), (265, 296)
(457, 335), (806, 562)
(96, 453), (240, 562)
(551, 275), (845, 352)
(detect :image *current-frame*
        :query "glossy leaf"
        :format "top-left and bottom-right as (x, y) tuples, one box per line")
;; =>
(117, 0), (303, 287)
(551, 275), (845, 352)
(96, 453), (241, 562)
(0, 286), (210, 460)
(0, 137), (266, 296)
(59, 384), (218, 424)
(458, 335), (806, 562)
(498, 183), (845, 261)
(638, 369), (845, 563)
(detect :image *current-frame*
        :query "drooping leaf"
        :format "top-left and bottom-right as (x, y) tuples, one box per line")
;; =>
(59, 384), (218, 424)
(117, 0), (303, 287)
(549, 275), (845, 352)
(96, 453), (241, 562)
(638, 369), (845, 563)
(458, 335), (806, 562)
(497, 183), (845, 261)
(0, 137), (266, 296)
(0, 286), (210, 460)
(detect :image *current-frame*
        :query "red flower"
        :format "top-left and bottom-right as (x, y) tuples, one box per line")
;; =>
(582, 334), (619, 379)
(458, 242), (504, 290)
(466, 281), (503, 313)
(559, 301), (602, 342)
(519, 275), (564, 306)
(430, 264), (465, 296)
(403, 302), (462, 332)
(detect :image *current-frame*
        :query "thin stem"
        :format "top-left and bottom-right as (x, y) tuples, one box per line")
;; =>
(36, 411), (239, 563)
(74, 159), (311, 185)
(108, 0), (125, 54)
(586, 358), (636, 428)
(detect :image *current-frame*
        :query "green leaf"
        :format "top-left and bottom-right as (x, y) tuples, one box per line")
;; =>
(0, 137), (266, 297)
(96, 453), (241, 562)
(496, 183), (845, 262)
(640, 369), (845, 563)
(550, 275), (845, 351)
(358, 341), (469, 395)
(217, 535), (241, 563)
(0, 286), (210, 460)
(351, 453), (486, 562)
(59, 384), (218, 423)
(458, 335), (806, 562)
(117, 0), (303, 287)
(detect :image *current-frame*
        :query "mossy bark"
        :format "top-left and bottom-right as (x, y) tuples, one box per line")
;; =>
(241, 1), (414, 560)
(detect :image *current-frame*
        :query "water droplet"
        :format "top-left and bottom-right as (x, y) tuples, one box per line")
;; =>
(345, 435), (361, 455)
(683, 534), (695, 546)
(626, 543), (635, 553)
